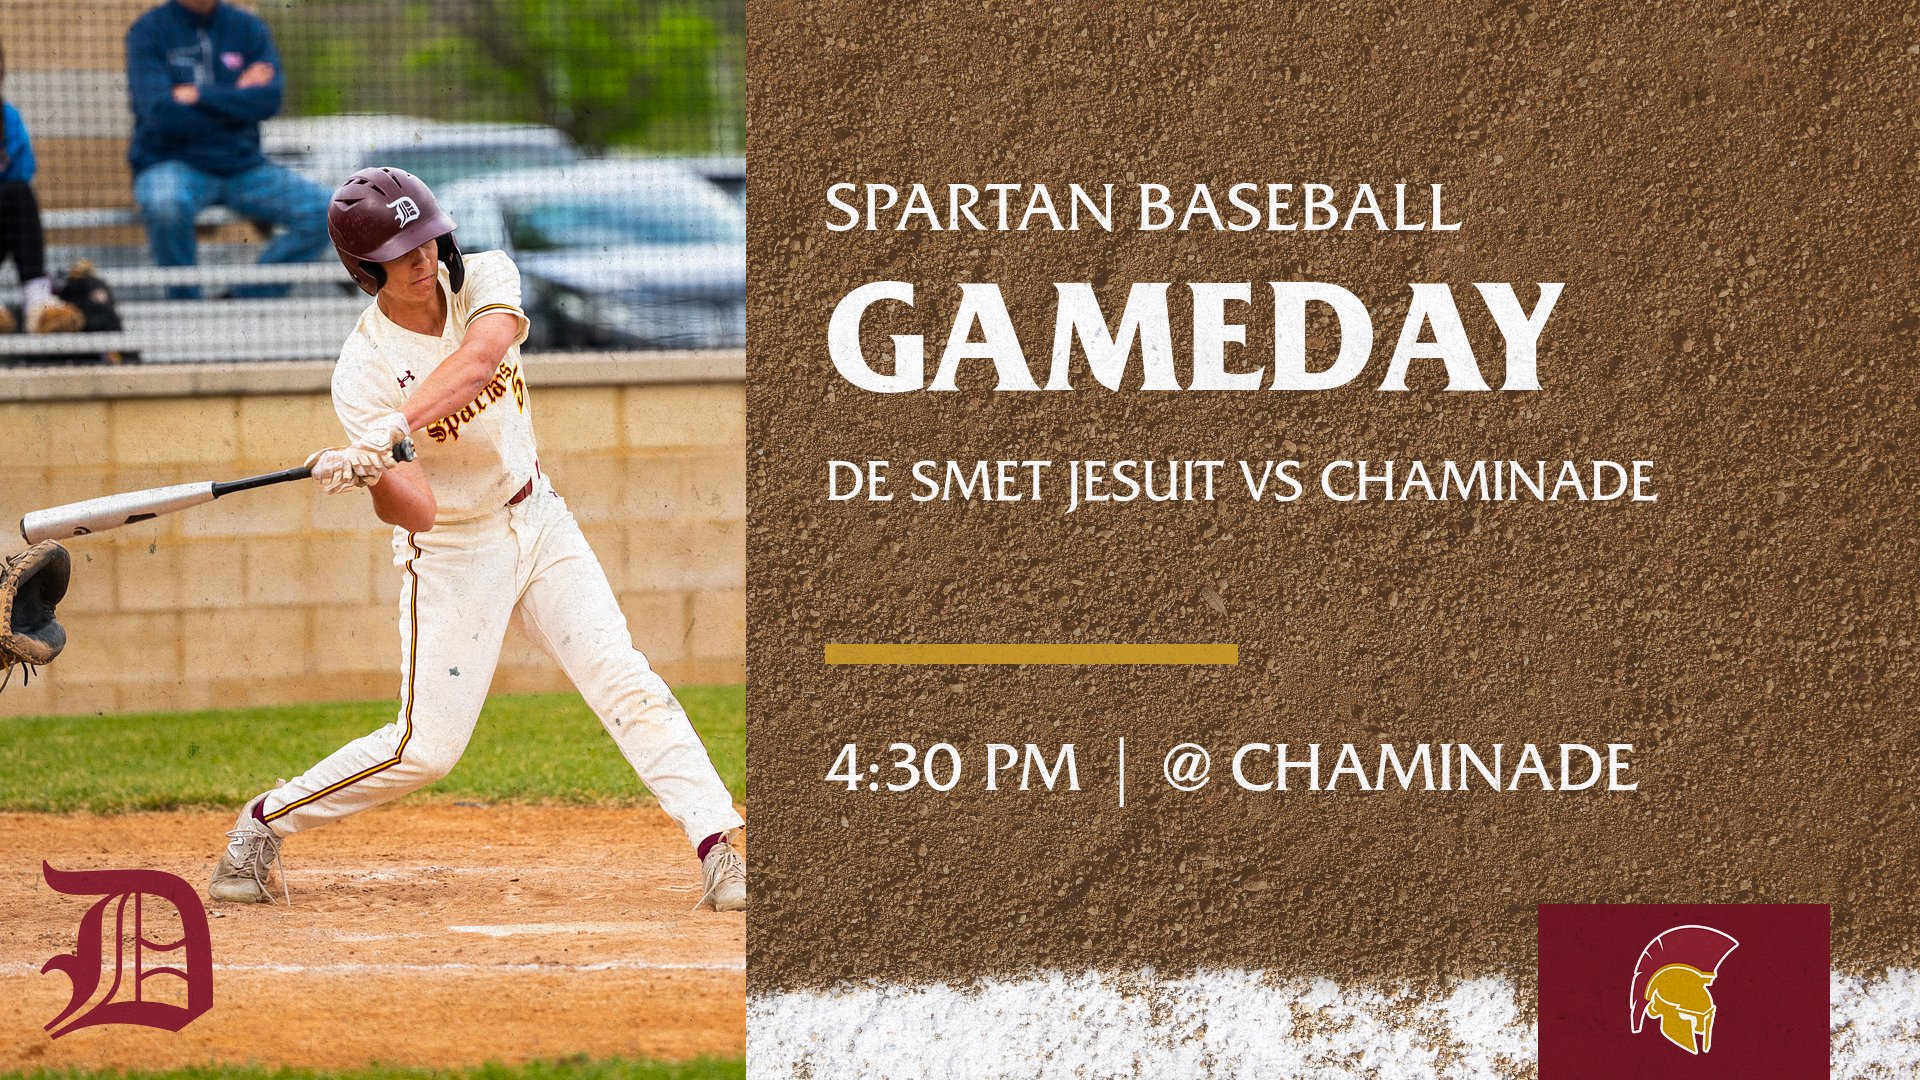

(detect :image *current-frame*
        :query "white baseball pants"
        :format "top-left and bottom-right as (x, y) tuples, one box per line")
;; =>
(258, 477), (743, 847)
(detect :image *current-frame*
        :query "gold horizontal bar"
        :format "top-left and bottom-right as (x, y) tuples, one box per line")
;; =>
(823, 643), (1239, 666)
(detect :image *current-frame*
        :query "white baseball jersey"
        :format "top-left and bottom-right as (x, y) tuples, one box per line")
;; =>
(331, 249), (538, 522)
(253, 249), (744, 850)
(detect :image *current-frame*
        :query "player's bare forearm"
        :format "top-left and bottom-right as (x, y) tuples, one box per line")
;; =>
(398, 314), (522, 433)
(368, 460), (436, 532)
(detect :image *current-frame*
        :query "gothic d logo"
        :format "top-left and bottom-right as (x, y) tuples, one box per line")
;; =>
(38, 863), (214, 1039)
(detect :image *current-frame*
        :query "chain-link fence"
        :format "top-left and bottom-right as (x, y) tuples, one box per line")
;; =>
(0, 0), (743, 363)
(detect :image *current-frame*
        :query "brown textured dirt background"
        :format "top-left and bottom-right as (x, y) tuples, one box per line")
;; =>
(1, 807), (743, 1069)
(745, 2), (1920, 993)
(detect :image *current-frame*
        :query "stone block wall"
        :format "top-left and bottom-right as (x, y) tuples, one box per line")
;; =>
(0, 355), (744, 717)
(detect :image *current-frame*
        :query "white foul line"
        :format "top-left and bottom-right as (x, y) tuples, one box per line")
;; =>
(0, 958), (742, 976)
(448, 922), (669, 937)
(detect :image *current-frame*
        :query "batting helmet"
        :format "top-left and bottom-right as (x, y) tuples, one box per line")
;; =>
(327, 167), (465, 297)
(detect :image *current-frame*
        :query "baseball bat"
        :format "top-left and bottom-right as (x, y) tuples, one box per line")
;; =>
(18, 440), (416, 543)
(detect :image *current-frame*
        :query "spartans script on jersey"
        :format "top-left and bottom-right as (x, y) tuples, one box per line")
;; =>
(827, 281), (1563, 393)
(424, 358), (526, 443)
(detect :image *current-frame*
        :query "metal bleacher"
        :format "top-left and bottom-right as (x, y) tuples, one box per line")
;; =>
(5, 209), (365, 364)
(0, 298), (365, 362)
(43, 206), (208, 231)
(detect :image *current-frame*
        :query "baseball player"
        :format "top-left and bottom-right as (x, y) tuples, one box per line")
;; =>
(210, 167), (745, 911)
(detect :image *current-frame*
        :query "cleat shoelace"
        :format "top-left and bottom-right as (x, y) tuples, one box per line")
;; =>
(225, 820), (291, 905)
(695, 845), (745, 912)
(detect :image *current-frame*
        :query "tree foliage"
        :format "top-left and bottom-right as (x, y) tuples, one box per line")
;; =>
(268, 0), (739, 153)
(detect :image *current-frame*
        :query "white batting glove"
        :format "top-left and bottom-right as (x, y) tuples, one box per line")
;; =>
(354, 411), (413, 460)
(338, 445), (391, 486)
(303, 448), (362, 495)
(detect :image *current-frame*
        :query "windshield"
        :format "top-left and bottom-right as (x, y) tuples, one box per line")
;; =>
(380, 144), (581, 189)
(504, 188), (746, 250)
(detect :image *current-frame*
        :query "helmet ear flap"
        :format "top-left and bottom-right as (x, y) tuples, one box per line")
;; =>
(439, 234), (464, 293)
(359, 260), (387, 293)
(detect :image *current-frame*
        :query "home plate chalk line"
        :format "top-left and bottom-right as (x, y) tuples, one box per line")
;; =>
(329, 920), (712, 943)
(0, 958), (744, 976)
(448, 921), (666, 936)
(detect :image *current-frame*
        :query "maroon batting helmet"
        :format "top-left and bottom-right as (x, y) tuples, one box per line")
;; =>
(327, 167), (465, 297)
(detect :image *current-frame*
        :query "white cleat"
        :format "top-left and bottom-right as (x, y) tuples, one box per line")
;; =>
(209, 800), (286, 904)
(697, 842), (746, 912)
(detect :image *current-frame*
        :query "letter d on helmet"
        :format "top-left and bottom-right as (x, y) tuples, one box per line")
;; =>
(327, 167), (465, 296)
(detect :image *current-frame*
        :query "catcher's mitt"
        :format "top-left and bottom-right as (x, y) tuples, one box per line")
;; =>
(0, 540), (70, 690)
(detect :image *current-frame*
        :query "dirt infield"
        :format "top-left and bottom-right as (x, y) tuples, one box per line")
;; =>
(0, 805), (744, 1071)
(747, 0), (1919, 1005)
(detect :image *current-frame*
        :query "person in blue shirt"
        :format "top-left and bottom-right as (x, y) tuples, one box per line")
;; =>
(0, 41), (83, 333)
(125, 0), (329, 298)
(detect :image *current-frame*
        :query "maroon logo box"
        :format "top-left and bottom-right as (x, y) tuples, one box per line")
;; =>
(1537, 904), (1829, 1079)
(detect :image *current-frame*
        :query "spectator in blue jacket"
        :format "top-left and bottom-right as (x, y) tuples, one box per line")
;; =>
(0, 41), (83, 332)
(126, 0), (328, 298)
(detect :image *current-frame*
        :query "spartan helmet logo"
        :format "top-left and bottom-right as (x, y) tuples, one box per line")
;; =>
(388, 196), (421, 227)
(1631, 924), (1740, 1055)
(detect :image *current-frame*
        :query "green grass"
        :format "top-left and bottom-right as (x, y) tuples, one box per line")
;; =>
(0, 687), (742, 814)
(0, 1059), (743, 1080)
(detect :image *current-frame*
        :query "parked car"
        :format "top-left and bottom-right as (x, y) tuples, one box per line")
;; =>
(675, 155), (745, 203)
(436, 160), (745, 350)
(263, 115), (582, 191)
